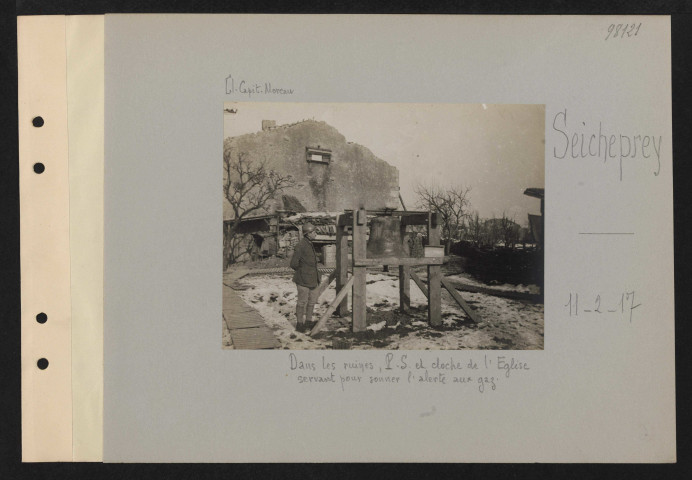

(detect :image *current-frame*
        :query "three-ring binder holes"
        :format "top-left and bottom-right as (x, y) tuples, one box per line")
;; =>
(32, 116), (48, 372)
(32, 117), (45, 173)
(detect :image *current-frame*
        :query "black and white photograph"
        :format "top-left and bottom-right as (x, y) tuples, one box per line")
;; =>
(222, 103), (545, 350)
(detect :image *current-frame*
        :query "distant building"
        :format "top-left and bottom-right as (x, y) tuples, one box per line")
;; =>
(523, 187), (544, 248)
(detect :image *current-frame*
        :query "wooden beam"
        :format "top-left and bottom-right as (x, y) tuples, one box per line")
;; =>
(354, 257), (444, 267)
(372, 209), (428, 216)
(441, 277), (481, 323)
(399, 265), (410, 312)
(409, 270), (429, 299)
(335, 222), (349, 317)
(309, 276), (354, 336)
(316, 270), (336, 298)
(352, 206), (368, 332)
(352, 267), (367, 332)
(398, 221), (409, 312)
(428, 212), (442, 326)
(399, 212), (430, 226)
(337, 213), (353, 226)
(428, 266), (442, 327)
(338, 210), (430, 226)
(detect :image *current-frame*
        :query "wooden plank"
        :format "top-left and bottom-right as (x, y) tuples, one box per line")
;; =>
(342, 209), (428, 216)
(398, 219), (409, 311)
(316, 270), (336, 298)
(399, 265), (410, 312)
(441, 277), (481, 323)
(337, 212), (353, 226)
(354, 256), (444, 267)
(352, 205), (368, 333)
(223, 305), (256, 316)
(309, 276), (354, 336)
(399, 212), (430, 226)
(341, 212), (427, 225)
(222, 300), (255, 312)
(223, 268), (250, 283)
(339, 210), (428, 226)
(222, 291), (254, 305)
(223, 312), (265, 330)
(335, 222), (349, 317)
(352, 267), (367, 332)
(409, 270), (429, 299)
(230, 326), (279, 349)
(428, 266), (442, 326)
(428, 212), (442, 326)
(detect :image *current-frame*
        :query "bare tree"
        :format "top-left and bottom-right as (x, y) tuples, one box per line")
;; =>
(518, 226), (531, 249)
(415, 183), (472, 254)
(485, 216), (501, 248)
(223, 142), (295, 266)
(499, 211), (521, 249)
(468, 211), (484, 248)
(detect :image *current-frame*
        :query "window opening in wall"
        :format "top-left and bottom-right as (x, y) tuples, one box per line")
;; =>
(306, 146), (332, 164)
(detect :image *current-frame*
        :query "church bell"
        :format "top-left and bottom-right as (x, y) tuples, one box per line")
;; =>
(366, 216), (406, 258)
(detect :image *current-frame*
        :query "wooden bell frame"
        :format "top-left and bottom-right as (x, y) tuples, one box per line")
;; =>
(310, 206), (479, 336)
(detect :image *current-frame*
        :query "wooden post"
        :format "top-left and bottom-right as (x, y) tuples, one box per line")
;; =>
(352, 206), (367, 332)
(427, 212), (442, 327)
(399, 222), (410, 312)
(269, 215), (278, 233)
(335, 217), (349, 317)
(540, 197), (545, 300)
(399, 265), (410, 312)
(269, 216), (279, 256)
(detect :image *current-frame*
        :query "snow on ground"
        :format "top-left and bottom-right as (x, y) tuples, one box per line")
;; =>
(235, 272), (543, 350)
(445, 273), (541, 294)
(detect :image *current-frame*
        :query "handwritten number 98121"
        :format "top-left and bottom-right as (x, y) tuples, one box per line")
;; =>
(605, 23), (642, 40)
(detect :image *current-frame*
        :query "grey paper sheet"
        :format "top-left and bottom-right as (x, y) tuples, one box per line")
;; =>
(104, 15), (674, 462)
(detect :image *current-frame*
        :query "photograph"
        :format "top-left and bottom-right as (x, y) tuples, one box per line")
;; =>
(222, 103), (545, 350)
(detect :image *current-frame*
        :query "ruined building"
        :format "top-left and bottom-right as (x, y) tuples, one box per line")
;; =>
(223, 120), (401, 265)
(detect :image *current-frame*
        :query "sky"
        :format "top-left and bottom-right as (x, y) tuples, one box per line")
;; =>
(224, 103), (544, 226)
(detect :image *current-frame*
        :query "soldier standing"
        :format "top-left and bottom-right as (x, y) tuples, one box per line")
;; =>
(290, 223), (321, 332)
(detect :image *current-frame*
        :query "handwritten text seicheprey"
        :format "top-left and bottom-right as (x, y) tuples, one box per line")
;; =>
(287, 353), (531, 393)
(552, 108), (662, 180)
(225, 75), (294, 98)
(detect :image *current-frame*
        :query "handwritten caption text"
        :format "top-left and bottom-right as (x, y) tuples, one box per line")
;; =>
(287, 353), (531, 393)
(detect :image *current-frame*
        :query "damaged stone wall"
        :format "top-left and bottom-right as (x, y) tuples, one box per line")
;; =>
(224, 120), (400, 216)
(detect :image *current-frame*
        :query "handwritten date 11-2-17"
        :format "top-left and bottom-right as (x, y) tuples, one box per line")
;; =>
(565, 291), (641, 322)
(605, 23), (642, 40)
